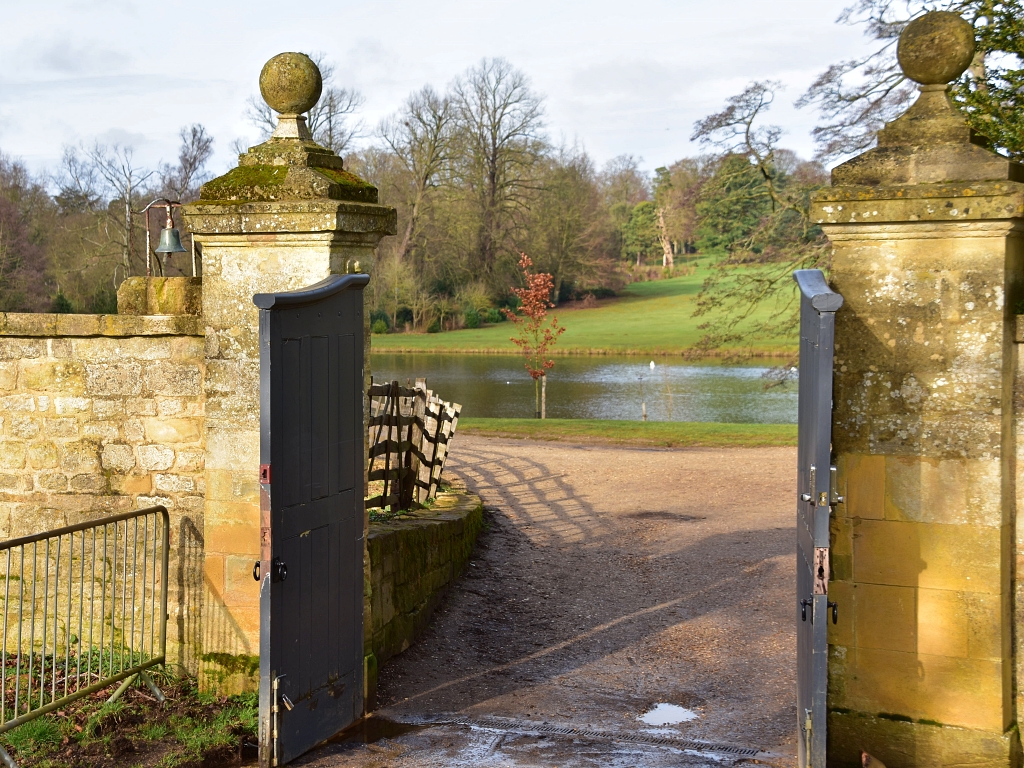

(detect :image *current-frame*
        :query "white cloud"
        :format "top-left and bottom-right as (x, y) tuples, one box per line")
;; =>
(0, 0), (874, 176)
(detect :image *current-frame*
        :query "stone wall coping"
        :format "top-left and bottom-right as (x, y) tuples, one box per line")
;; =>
(813, 181), (1024, 225)
(0, 312), (203, 338)
(815, 180), (1024, 203)
(182, 199), (398, 237)
(368, 491), (483, 538)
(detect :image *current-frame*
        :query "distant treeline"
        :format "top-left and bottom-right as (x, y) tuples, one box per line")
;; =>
(0, 0), (1020, 354)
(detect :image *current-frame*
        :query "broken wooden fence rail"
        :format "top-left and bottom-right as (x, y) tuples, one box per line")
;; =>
(367, 380), (461, 511)
(0, 506), (170, 768)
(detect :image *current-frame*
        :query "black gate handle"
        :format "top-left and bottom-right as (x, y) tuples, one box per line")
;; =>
(253, 561), (260, 581)
(801, 598), (839, 624)
(273, 557), (288, 583)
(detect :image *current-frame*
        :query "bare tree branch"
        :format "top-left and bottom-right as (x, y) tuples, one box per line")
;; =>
(160, 124), (214, 202)
(379, 86), (455, 262)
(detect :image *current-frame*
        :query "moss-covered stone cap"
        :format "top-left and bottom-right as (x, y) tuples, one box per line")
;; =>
(196, 52), (382, 205)
(182, 199), (398, 237)
(198, 160), (379, 205)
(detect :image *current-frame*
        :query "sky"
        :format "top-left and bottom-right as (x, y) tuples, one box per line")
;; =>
(0, 1), (874, 180)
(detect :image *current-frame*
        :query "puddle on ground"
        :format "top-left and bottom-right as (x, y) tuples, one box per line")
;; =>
(327, 714), (427, 745)
(638, 703), (699, 726)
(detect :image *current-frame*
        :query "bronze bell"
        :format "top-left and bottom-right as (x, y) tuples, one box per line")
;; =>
(155, 225), (187, 254)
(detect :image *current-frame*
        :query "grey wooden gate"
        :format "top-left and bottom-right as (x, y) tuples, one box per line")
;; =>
(254, 274), (368, 767)
(793, 269), (843, 768)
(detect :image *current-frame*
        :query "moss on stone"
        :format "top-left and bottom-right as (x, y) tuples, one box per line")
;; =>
(199, 165), (288, 202)
(315, 167), (375, 190)
(200, 652), (260, 685)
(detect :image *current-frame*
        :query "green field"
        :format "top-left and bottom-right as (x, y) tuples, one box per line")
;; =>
(458, 418), (797, 448)
(372, 261), (798, 356)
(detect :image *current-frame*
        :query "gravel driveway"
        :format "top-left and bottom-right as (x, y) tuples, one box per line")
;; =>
(297, 436), (797, 767)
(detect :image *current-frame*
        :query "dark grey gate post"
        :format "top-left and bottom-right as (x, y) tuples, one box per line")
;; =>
(793, 269), (842, 768)
(255, 274), (369, 767)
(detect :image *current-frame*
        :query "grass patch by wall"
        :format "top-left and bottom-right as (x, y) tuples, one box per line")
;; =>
(372, 262), (798, 356)
(0, 677), (257, 767)
(459, 418), (797, 448)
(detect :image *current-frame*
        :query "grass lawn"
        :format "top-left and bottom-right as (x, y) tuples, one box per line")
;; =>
(372, 260), (798, 356)
(458, 417), (797, 448)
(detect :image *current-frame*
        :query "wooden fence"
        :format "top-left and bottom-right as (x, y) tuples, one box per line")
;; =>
(367, 379), (462, 511)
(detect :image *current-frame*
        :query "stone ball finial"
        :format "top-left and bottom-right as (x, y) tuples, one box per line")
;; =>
(897, 11), (975, 85)
(259, 52), (323, 114)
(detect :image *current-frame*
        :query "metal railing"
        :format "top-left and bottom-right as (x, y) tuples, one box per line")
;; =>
(0, 506), (169, 768)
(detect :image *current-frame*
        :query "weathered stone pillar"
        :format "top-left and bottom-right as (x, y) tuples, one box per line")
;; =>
(814, 13), (1024, 767)
(182, 53), (395, 692)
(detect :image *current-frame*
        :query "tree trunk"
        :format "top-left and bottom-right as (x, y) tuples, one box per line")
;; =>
(657, 207), (674, 268)
(396, 187), (424, 262)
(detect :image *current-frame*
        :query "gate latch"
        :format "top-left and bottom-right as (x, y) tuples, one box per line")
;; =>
(829, 465), (844, 505)
(260, 464), (272, 484)
(272, 557), (288, 583)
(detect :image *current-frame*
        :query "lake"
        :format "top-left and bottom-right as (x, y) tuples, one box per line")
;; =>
(370, 353), (797, 424)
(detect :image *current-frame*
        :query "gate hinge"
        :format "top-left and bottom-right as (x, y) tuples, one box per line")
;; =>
(260, 464), (272, 484)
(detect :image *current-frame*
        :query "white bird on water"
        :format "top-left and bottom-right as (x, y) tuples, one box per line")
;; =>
(649, 361), (655, 370)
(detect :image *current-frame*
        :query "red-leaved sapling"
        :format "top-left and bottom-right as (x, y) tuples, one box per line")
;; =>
(503, 253), (566, 419)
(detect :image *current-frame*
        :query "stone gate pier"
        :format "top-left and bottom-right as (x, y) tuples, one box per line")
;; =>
(182, 53), (396, 692)
(814, 12), (1024, 767)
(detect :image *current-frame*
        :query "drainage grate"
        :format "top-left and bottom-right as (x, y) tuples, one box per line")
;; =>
(389, 713), (763, 758)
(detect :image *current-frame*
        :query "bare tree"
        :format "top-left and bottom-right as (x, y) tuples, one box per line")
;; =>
(451, 57), (546, 285)
(309, 85), (365, 155)
(229, 136), (252, 157)
(528, 145), (614, 300)
(160, 124), (214, 202)
(598, 155), (651, 210)
(53, 146), (103, 214)
(246, 53), (364, 154)
(58, 144), (153, 279)
(378, 86), (455, 261)
(598, 154), (652, 265)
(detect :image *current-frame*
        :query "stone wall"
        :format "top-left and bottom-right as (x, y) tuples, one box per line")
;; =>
(365, 490), (483, 707)
(0, 312), (205, 673)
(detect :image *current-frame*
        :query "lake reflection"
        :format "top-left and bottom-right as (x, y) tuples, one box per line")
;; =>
(370, 353), (797, 424)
